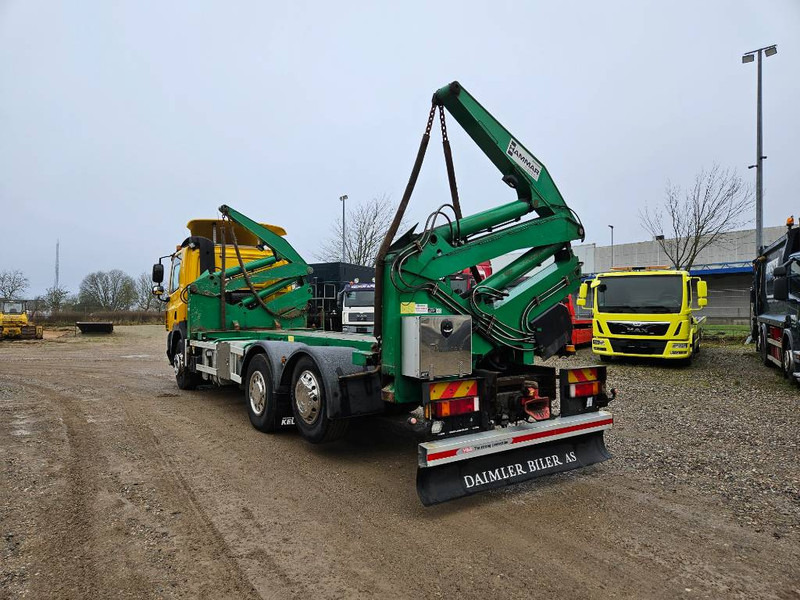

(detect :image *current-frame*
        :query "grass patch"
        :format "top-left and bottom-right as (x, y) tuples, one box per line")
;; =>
(703, 323), (750, 341)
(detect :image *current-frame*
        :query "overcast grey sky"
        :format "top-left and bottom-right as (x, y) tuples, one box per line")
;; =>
(1, 1), (798, 296)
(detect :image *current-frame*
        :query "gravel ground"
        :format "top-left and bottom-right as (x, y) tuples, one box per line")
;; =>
(551, 339), (799, 541)
(1, 327), (798, 599)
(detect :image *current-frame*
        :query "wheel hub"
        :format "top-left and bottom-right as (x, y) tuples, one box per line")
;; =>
(173, 352), (184, 375)
(785, 347), (794, 374)
(295, 371), (321, 425)
(249, 371), (267, 416)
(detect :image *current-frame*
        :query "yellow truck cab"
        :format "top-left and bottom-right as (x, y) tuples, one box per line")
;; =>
(154, 218), (288, 381)
(577, 268), (707, 363)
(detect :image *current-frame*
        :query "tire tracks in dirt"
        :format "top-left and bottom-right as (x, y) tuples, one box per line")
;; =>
(2, 370), (260, 599)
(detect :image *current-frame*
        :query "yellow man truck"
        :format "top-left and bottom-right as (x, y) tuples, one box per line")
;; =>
(577, 268), (707, 364)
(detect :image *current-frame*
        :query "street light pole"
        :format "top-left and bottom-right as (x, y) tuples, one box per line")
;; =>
(608, 225), (614, 268)
(742, 44), (777, 255)
(339, 194), (348, 262)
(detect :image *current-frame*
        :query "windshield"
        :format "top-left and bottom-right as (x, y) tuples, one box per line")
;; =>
(2, 302), (23, 314)
(343, 290), (374, 308)
(596, 275), (683, 314)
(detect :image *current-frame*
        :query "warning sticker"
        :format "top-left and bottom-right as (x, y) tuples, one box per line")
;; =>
(506, 139), (542, 181)
(400, 302), (443, 315)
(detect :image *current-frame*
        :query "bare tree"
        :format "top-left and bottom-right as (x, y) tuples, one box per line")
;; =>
(78, 270), (137, 311)
(316, 195), (401, 266)
(44, 285), (70, 313)
(135, 272), (158, 311)
(639, 164), (754, 270)
(28, 297), (46, 320)
(0, 269), (29, 299)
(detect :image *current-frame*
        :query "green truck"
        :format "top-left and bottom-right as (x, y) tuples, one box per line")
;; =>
(152, 82), (615, 505)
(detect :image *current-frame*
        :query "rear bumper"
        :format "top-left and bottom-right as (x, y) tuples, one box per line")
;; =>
(418, 410), (613, 468)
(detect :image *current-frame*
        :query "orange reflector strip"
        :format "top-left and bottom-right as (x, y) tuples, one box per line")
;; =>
(429, 379), (478, 400)
(566, 368), (599, 383)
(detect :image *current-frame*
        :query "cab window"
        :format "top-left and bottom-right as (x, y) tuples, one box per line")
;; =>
(169, 254), (182, 294)
(790, 261), (800, 296)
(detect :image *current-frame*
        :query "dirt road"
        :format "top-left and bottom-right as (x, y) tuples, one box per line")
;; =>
(1, 326), (798, 599)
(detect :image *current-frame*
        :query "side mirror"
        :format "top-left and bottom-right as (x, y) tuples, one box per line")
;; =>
(152, 284), (165, 297)
(577, 282), (588, 306)
(696, 279), (707, 298)
(152, 263), (164, 284)
(695, 280), (708, 309)
(773, 276), (788, 301)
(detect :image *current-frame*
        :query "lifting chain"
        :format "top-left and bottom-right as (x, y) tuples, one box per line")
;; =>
(439, 105), (481, 282)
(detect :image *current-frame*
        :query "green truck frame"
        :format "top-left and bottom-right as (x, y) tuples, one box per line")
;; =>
(153, 82), (615, 505)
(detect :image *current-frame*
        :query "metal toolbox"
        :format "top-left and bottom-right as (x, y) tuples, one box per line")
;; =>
(402, 315), (472, 379)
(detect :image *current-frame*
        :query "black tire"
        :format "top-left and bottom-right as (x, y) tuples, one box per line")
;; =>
(758, 326), (771, 367)
(174, 338), (201, 390)
(782, 336), (796, 381)
(245, 354), (279, 432)
(290, 356), (348, 443)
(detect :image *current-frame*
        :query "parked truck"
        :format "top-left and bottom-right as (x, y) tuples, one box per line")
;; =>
(152, 82), (615, 505)
(752, 217), (800, 383)
(564, 293), (593, 349)
(307, 262), (374, 333)
(578, 267), (707, 364)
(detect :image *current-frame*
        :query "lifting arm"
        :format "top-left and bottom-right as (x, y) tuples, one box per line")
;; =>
(377, 81), (585, 370)
(185, 205), (312, 334)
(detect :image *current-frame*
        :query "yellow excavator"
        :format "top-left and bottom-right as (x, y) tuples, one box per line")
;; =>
(0, 300), (44, 340)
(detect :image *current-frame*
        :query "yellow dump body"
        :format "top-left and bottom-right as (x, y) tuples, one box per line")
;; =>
(163, 219), (289, 333)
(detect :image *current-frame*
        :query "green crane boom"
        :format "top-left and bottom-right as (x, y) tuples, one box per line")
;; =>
(376, 81), (585, 390)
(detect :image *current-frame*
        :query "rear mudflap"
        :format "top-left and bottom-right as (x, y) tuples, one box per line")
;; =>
(416, 431), (610, 506)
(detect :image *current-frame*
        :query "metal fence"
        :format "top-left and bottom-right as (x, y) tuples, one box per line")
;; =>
(703, 288), (751, 323)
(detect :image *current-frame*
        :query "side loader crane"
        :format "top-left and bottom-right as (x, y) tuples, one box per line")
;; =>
(153, 81), (615, 505)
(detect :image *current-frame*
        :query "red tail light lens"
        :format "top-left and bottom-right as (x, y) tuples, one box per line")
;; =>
(431, 397), (480, 418)
(569, 382), (601, 397)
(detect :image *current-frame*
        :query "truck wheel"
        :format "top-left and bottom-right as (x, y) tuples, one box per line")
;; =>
(245, 354), (278, 432)
(782, 337), (796, 381)
(758, 326), (771, 367)
(290, 357), (348, 443)
(174, 338), (201, 390)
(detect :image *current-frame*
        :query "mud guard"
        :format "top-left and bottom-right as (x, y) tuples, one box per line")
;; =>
(416, 432), (610, 506)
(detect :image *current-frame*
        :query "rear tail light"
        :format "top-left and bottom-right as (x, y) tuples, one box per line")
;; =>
(569, 381), (601, 397)
(430, 397), (480, 418)
(559, 365), (615, 416)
